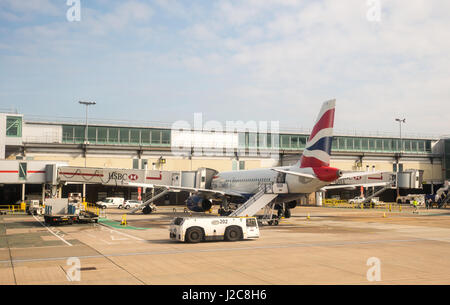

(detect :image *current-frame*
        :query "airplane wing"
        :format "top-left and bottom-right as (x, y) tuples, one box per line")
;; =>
(271, 168), (387, 181)
(321, 181), (393, 191)
(270, 168), (316, 179)
(125, 182), (245, 198)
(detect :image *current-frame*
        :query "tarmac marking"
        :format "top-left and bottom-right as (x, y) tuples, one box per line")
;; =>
(32, 215), (72, 247)
(97, 223), (144, 241)
(1, 236), (448, 264)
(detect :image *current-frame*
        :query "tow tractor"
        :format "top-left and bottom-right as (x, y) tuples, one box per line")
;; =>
(27, 200), (44, 216)
(169, 216), (260, 243)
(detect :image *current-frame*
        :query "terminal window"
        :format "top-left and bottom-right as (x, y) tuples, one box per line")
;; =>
(19, 162), (27, 180)
(6, 116), (22, 137)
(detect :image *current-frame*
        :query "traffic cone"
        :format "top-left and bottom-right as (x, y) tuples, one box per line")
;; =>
(121, 214), (127, 226)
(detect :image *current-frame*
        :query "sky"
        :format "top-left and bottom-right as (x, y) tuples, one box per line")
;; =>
(0, 0), (449, 137)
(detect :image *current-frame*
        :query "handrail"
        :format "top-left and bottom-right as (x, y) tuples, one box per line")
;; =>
(231, 183), (273, 216)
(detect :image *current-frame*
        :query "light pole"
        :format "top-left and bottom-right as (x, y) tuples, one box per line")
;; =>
(395, 118), (406, 153)
(79, 101), (96, 167)
(395, 118), (405, 199)
(79, 101), (96, 203)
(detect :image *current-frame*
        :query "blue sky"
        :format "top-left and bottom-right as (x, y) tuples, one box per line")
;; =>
(0, 0), (449, 137)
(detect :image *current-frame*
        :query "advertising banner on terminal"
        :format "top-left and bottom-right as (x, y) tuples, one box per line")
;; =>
(58, 166), (174, 186)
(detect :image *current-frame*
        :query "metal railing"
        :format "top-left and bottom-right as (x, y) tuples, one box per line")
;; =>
(0, 204), (26, 214)
(85, 203), (107, 218)
(323, 199), (409, 211)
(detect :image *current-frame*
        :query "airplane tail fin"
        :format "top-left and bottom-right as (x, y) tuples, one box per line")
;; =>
(299, 99), (336, 168)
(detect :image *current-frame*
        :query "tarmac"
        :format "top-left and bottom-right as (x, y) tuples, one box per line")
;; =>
(1, 205), (450, 285)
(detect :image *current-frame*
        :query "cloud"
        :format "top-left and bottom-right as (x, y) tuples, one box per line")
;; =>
(0, 0), (449, 136)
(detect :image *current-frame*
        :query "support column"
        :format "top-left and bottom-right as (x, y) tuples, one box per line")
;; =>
(315, 191), (323, 206)
(51, 185), (57, 198)
(21, 183), (26, 202)
(42, 184), (45, 204)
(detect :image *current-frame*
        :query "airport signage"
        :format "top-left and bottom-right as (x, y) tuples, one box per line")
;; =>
(108, 172), (139, 182)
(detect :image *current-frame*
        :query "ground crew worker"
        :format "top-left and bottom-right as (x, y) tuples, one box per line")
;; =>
(426, 198), (432, 209)
(413, 199), (419, 214)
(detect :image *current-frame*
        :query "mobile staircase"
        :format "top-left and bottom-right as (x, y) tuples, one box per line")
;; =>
(129, 187), (169, 214)
(361, 182), (395, 207)
(229, 183), (288, 225)
(436, 182), (450, 208)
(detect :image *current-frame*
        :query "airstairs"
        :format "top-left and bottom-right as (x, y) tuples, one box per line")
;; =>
(362, 182), (395, 205)
(129, 187), (169, 214)
(229, 183), (279, 217)
(436, 182), (450, 208)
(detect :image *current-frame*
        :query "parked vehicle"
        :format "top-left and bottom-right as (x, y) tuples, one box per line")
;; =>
(396, 194), (425, 205)
(27, 200), (43, 215)
(96, 197), (124, 209)
(121, 200), (142, 209)
(44, 198), (98, 225)
(349, 196), (365, 204)
(348, 196), (381, 208)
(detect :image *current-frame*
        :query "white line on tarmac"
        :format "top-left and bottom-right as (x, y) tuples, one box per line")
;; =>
(32, 215), (72, 247)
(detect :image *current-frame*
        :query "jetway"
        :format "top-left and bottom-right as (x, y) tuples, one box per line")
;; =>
(328, 169), (424, 190)
(57, 166), (217, 189)
(0, 160), (68, 203)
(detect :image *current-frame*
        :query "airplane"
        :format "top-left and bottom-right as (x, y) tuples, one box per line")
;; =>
(127, 99), (390, 216)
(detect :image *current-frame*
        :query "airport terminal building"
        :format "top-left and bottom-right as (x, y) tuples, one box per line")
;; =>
(0, 111), (448, 203)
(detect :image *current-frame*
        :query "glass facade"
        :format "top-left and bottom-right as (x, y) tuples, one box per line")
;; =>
(239, 133), (432, 154)
(62, 125), (171, 146)
(61, 124), (433, 155)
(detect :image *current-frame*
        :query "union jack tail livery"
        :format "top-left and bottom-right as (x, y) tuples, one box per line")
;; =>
(300, 99), (336, 168)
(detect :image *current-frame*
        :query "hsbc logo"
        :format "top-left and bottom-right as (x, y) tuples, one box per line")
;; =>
(108, 172), (139, 181)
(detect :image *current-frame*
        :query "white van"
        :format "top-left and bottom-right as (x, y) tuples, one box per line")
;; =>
(96, 197), (124, 209)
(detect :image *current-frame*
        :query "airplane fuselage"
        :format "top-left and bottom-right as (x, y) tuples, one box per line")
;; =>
(211, 165), (333, 199)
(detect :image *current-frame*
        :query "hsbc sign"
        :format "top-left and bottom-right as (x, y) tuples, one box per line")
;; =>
(108, 172), (139, 182)
(129, 174), (139, 181)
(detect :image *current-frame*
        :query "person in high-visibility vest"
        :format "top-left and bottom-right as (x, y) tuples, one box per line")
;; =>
(413, 199), (419, 214)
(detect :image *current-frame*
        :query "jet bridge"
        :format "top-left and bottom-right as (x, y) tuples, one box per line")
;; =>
(57, 166), (217, 188)
(56, 166), (218, 208)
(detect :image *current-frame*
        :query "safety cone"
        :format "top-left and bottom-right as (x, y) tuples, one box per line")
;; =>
(121, 214), (127, 226)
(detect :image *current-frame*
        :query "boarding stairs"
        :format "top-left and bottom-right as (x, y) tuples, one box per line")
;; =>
(436, 183), (450, 208)
(129, 187), (169, 214)
(229, 183), (279, 217)
(438, 195), (450, 208)
(361, 182), (395, 206)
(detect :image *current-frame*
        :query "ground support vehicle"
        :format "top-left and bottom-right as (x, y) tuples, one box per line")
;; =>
(170, 216), (260, 243)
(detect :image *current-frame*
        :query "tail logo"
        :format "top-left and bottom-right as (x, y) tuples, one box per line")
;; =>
(300, 99), (336, 168)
